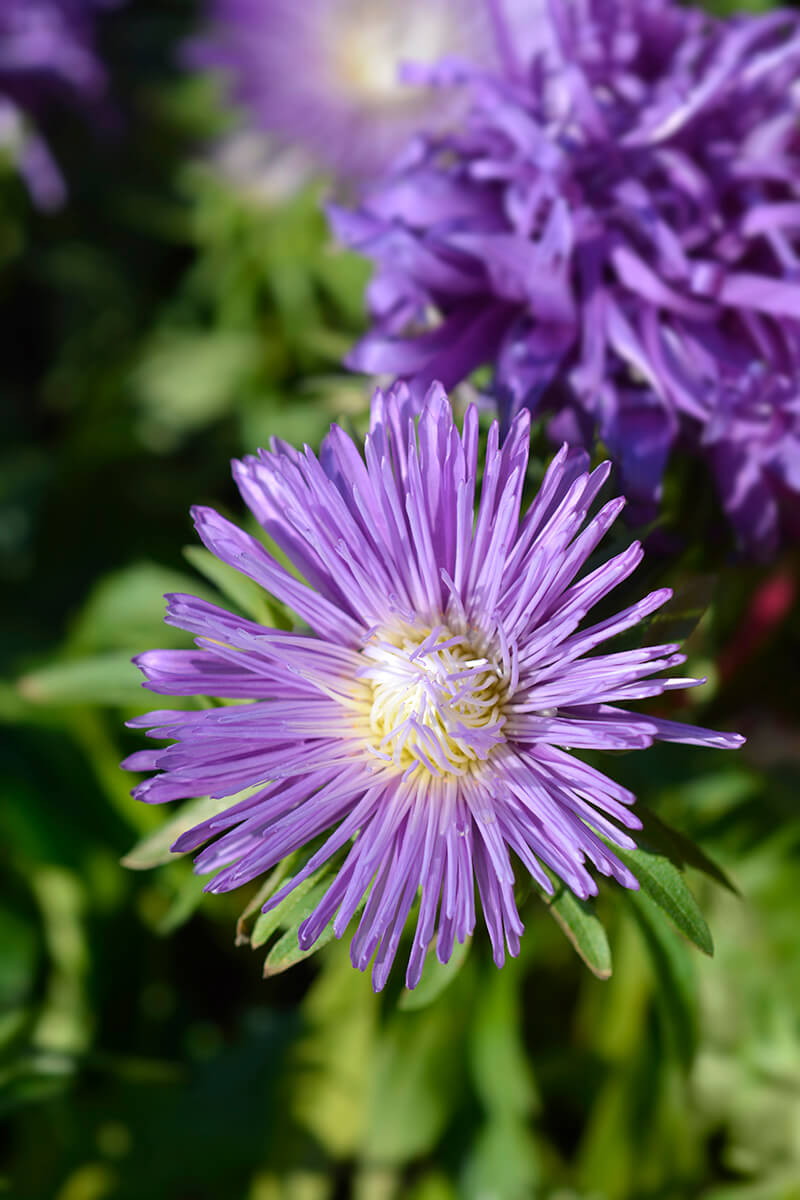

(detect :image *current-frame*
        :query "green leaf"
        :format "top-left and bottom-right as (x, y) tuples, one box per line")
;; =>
(363, 996), (471, 1164)
(263, 915), (337, 977)
(636, 806), (739, 895)
(625, 890), (698, 1068)
(256, 864), (365, 975)
(614, 845), (713, 955)
(250, 872), (320, 950)
(183, 544), (276, 625)
(120, 795), (232, 870)
(133, 329), (262, 437)
(461, 1115), (540, 1200)
(17, 652), (146, 707)
(398, 938), (471, 1011)
(155, 872), (208, 936)
(235, 853), (297, 945)
(468, 958), (537, 1122)
(68, 561), (216, 653)
(0, 906), (40, 1010)
(543, 885), (612, 979)
(639, 573), (717, 646)
(291, 940), (378, 1157)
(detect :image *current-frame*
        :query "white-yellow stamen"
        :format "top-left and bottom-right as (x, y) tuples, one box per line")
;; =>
(359, 623), (511, 777)
(328, 3), (459, 108)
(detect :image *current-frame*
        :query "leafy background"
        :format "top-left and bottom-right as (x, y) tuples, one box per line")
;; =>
(1, 2), (799, 1198)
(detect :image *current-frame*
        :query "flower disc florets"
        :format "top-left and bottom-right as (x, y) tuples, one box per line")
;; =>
(124, 382), (743, 990)
(333, 0), (800, 553)
(361, 623), (511, 776)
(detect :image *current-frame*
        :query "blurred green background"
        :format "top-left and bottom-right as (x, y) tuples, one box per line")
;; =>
(2, 2), (800, 1198)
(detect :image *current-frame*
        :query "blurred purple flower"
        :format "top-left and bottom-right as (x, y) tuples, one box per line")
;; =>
(124, 383), (742, 990)
(187, 0), (500, 180)
(0, 0), (115, 208)
(333, 0), (800, 554)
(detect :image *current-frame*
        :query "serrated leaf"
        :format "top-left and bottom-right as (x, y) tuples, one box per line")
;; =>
(398, 938), (471, 1011)
(614, 845), (713, 955)
(636, 806), (739, 895)
(544, 886), (612, 979)
(183, 544), (276, 625)
(120, 795), (232, 870)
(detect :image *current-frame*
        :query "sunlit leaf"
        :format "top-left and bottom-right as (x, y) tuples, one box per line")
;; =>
(68, 561), (215, 653)
(121, 795), (232, 870)
(133, 329), (261, 437)
(614, 846), (713, 956)
(636, 806), (739, 895)
(543, 885), (612, 979)
(251, 869), (331, 953)
(263, 918), (337, 977)
(17, 653), (147, 707)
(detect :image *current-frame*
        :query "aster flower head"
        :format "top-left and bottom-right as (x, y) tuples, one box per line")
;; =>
(124, 383), (743, 991)
(188, 0), (498, 180)
(334, 0), (800, 553)
(0, 0), (115, 208)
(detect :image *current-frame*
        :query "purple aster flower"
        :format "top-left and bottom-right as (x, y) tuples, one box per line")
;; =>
(0, 0), (115, 208)
(333, 0), (800, 553)
(187, 0), (503, 180)
(123, 382), (742, 990)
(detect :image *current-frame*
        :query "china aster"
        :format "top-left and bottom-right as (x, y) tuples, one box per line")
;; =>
(123, 383), (742, 989)
(0, 0), (115, 208)
(187, 0), (499, 180)
(333, 0), (800, 553)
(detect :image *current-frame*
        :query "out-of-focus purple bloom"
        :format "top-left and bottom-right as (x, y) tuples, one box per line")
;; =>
(0, 0), (115, 208)
(123, 383), (742, 990)
(334, 0), (800, 554)
(187, 0), (499, 180)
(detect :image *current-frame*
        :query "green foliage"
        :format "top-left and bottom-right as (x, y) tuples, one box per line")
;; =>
(542, 884), (612, 979)
(614, 844), (714, 955)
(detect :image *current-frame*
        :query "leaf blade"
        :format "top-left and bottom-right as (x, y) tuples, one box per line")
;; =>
(544, 885), (613, 979)
(614, 846), (713, 956)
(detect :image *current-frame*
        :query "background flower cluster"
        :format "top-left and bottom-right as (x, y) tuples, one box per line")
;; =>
(1, 2), (799, 1199)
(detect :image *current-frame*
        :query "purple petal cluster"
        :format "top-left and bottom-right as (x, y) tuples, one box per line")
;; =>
(333, 0), (800, 554)
(187, 0), (497, 180)
(124, 383), (742, 990)
(0, 0), (115, 208)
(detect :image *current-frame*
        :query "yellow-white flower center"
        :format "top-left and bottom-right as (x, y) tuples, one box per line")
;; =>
(360, 624), (510, 776)
(329, 3), (458, 107)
